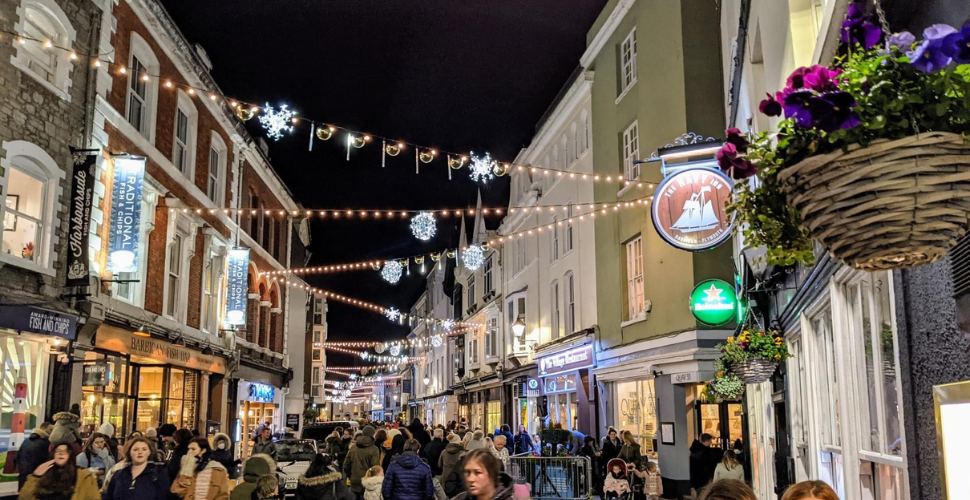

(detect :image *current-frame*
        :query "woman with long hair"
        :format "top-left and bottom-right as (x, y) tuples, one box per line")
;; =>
(449, 449), (513, 500)
(76, 433), (116, 473)
(296, 453), (354, 500)
(780, 481), (840, 500)
(103, 437), (171, 500)
(698, 479), (757, 500)
(616, 430), (643, 470)
(18, 443), (100, 500)
(712, 450), (744, 482)
(170, 437), (230, 500)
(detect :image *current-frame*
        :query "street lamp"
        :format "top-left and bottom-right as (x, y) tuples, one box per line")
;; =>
(423, 375), (430, 386)
(512, 317), (526, 337)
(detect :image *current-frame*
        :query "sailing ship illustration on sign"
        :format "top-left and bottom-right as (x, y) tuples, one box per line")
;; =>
(670, 186), (719, 233)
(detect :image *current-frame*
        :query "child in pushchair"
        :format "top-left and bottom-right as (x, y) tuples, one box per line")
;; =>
(603, 458), (633, 500)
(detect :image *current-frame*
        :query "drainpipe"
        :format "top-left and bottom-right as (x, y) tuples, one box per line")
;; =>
(727, 0), (753, 128)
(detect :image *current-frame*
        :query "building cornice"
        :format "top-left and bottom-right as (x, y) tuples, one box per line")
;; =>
(580, 0), (636, 68)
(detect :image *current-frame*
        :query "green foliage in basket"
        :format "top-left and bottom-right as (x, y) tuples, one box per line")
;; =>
(716, 329), (791, 368)
(718, 5), (970, 266)
(703, 359), (745, 403)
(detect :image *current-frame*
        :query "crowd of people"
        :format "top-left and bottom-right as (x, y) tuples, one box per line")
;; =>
(10, 412), (844, 500)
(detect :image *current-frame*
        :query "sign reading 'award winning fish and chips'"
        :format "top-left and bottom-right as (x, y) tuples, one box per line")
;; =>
(651, 167), (734, 252)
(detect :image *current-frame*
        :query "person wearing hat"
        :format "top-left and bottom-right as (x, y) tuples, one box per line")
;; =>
(229, 453), (277, 500)
(343, 426), (380, 500)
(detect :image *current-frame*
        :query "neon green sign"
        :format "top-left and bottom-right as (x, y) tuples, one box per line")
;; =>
(689, 279), (738, 326)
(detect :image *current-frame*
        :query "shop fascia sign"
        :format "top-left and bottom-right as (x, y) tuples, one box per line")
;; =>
(538, 344), (594, 377)
(249, 383), (275, 402)
(689, 279), (739, 326)
(107, 155), (146, 273)
(0, 304), (77, 340)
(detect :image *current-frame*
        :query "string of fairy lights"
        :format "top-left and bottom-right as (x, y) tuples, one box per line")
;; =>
(4, 29), (648, 187)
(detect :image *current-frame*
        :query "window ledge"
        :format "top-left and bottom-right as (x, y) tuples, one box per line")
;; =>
(620, 314), (648, 329)
(615, 79), (637, 105)
(616, 179), (641, 198)
(10, 57), (71, 102)
(0, 252), (56, 277)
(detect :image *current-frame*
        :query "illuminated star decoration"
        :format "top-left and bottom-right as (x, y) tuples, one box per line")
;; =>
(462, 244), (485, 271)
(381, 260), (404, 284)
(389, 344), (401, 356)
(258, 103), (296, 141)
(469, 151), (496, 183)
(703, 284), (725, 303)
(410, 212), (437, 241)
(431, 335), (443, 348)
(384, 307), (401, 321)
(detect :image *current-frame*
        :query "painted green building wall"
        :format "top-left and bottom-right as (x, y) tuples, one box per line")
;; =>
(588, 0), (732, 351)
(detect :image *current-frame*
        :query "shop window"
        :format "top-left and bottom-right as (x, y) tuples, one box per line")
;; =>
(0, 141), (64, 274)
(12, 0), (77, 100)
(616, 379), (657, 454)
(0, 336), (51, 476)
(167, 369), (198, 429)
(625, 236), (645, 320)
(125, 32), (159, 141)
(136, 366), (164, 431)
(486, 400), (501, 434)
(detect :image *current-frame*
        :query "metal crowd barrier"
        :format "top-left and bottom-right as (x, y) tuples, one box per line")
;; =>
(507, 456), (592, 500)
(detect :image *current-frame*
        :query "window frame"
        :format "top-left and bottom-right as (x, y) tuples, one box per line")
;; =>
(619, 27), (638, 94)
(11, 0), (77, 101)
(551, 215), (560, 262)
(551, 280), (561, 340)
(623, 121), (640, 180)
(207, 132), (227, 205)
(199, 239), (226, 335)
(172, 90), (198, 181)
(162, 214), (194, 323)
(485, 315), (498, 359)
(564, 203), (574, 254)
(564, 271), (576, 335)
(125, 32), (160, 142)
(483, 256), (493, 295)
(467, 275), (476, 312)
(625, 236), (645, 320)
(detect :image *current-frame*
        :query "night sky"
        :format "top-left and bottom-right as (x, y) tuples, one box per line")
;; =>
(160, 0), (608, 366)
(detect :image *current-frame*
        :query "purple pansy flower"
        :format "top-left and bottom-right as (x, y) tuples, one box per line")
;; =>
(887, 31), (916, 50)
(759, 94), (783, 117)
(725, 128), (749, 152)
(814, 92), (861, 132)
(783, 91), (820, 128)
(716, 142), (757, 179)
(942, 21), (970, 64)
(908, 24), (957, 73)
(841, 2), (882, 49)
(786, 66), (812, 90)
(802, 66), (842, 93)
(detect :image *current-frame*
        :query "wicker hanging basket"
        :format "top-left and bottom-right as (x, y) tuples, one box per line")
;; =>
(777, 132), (970, 271)
(732, 358), (777, 385)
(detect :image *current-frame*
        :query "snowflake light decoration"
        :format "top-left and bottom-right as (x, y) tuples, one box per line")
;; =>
(384, 308), (401, 321)
(258, 103), (295, 141)
(469, 151), (495, 183)
(389, 344), (401, 356)
(442, 319), (456, 332)
(431, 335), (443, 348)
(462, 244), (485, 271)
(410, 212), (437, 241)
(360, 351), (369, 360)
(381, 260), (404, 284)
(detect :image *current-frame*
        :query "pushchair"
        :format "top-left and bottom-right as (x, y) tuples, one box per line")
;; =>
(603, 458), (633, 500)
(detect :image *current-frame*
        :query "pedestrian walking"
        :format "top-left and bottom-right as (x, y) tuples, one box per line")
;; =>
(15, 421), (52, 488)
(103, 437), (172, 500)
(712, 450), (743, 483)
(465, 430), (485, 451)
(99, 423), (121, 461)
(76, 432), (116, 484)
(18, 443), (100, 500)
(697, 479), (756, 500)
(166, 429), (193, 482)
(343, 426), (381, 500)
(295, 454), (354, 500)
(157, 424), (178, 463)
(512, 425), (533, 456)
(422, 428), (446, 477)
(577, 436), (601, 494)
(488, 436), (509, 469)
(780, 481), (839, 500)
(407, 419), (432, 450)
(600, 427), (622, 473)
(229, 454), (276, 500)
(326, 428), (349, 468)
(210, 433), (236, 480)
(438, 434), (463, 486)
(381, 439), (433, 500)
(252, 427), (277, 460)
(170, 437), (230, 500)
(361, 466), (384, 500)
(381, 432), (406, 472)
(49, 411), (82, 450)
(689, 433), (721, 493)
(617, 431), (643, 470)
(496, 426), (514, 455)
(448, 449), (514, 500)
(630, 462), (662, 500)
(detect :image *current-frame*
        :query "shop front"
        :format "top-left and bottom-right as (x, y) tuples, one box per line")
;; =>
(231, 362), (286, 456)
(86, 324), (227, 438)
(0, 304), (76, 496)
(536, 340), (596, 436)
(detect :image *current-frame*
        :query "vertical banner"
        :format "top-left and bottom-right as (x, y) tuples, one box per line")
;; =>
(225, 247), (250, 326)
(107, 156), (146, 273)
(66, 148), (97, 286)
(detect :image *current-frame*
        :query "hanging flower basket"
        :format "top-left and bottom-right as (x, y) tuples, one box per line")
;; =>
(778, 132), (970, 271)
(731, 357), (778, 385)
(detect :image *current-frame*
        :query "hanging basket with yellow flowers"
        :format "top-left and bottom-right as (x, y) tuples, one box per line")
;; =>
(716, 329), (791, 385)
(703, 358), (745, 403)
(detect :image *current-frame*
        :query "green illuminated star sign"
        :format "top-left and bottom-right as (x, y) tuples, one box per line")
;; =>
(689, 279), (739, 326)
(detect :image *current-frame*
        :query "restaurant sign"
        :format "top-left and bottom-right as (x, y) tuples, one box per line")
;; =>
(538, 344), (595, 377)
(248, 383), (275, 403)
(0, 304), (77, 340)
(651, 167), (734, 252)
(225, 248), (250, 326)
(95, 325), (226, 374)
(107, 156), (146, 273)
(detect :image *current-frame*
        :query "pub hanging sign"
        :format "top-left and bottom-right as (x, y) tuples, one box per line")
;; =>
(107, 156), (146, 273)
(66, 148), (97, 287)
(225, 248), (250, 327)
(688, 279), (739, 326)
(651, 167), (734, 252)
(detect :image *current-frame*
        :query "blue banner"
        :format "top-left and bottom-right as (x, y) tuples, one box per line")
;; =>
(107, 156), (146, 273)
(225, 247), (250, 326)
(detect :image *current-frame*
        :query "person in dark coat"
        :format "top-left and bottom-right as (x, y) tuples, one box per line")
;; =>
(210, 433), (236, 480)
(103, 437), (171, 500)
(617, 431), (643, 470)
(326, 430), (349, 468)
(407, 419), (432, 450)
(165, 429), (193, 482)
(343, 426), (381, 498)
(15, 422), (52, 488)
(381, 433), (406, 472)
(513, 425), (534, 456)
(442, 452), (467, 499)
(496, 426), (514, 455)
(438, 434), (464, 488)
(600, 427), (623, 477)
(382, 439), (433, 500)
(296, 454), (354, 500)
(448, 449), (514, 500)
(689, 433), (721, 492)
(421, 429), (447, 477)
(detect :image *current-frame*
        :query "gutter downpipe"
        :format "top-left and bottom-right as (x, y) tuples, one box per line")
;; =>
(728, 0), (753, 128)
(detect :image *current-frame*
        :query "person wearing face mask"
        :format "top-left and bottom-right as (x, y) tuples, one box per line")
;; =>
(170, 437), (230, 500)
(209, 434), (236, 479)
(76, 433), (116, 483)
(18, 443), (100, 500)
(103, 437), (171, 500)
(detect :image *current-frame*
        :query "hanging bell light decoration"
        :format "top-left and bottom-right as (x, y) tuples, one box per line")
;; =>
(386, 142), (403, 157)
(449, 155), (467, 170)
(370, 262), (382, 271)
(419, 149), (437, 163)
(235, 106), (256, 122)
(492, 162), (511, 177)
(316, 125), (335, 141)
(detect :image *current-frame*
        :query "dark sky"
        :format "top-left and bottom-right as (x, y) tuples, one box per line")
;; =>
(160, 0), (608, 365)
